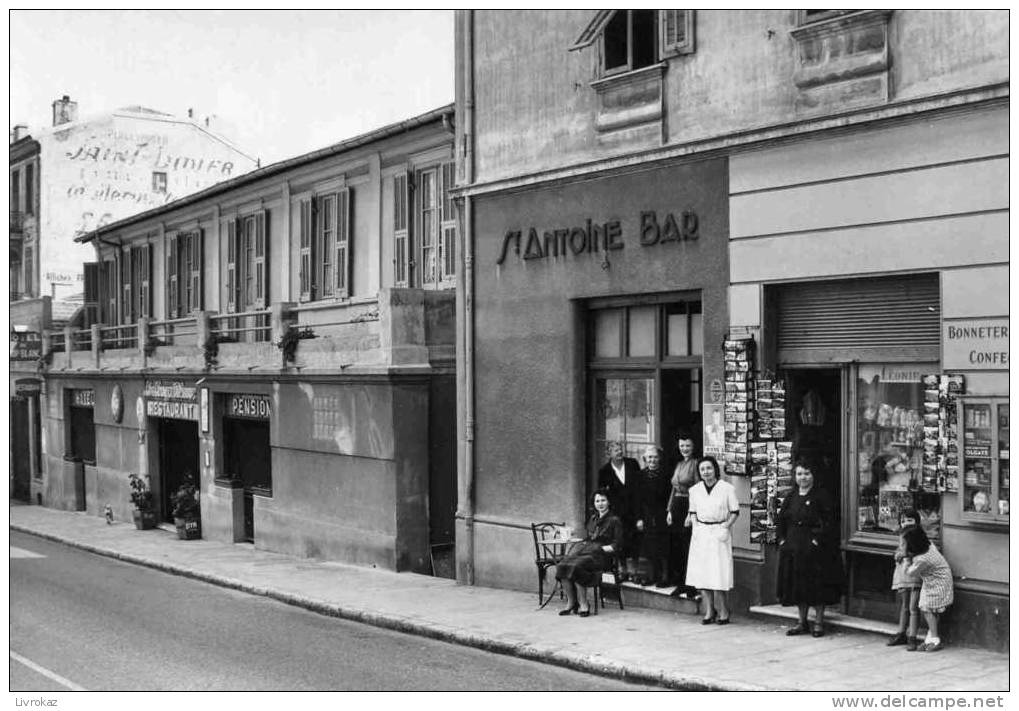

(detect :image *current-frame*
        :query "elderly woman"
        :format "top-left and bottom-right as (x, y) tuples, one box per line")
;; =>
(636, 445), (672, 587)
(685, 456), (740, 624)
(555, 488), (624, 617)
(776, 457), (844, 638)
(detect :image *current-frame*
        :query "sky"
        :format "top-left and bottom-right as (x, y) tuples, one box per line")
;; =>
(9, 9), (455, 166)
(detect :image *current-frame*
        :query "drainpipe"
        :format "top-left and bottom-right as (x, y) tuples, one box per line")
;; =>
(454, 9), (477, 586)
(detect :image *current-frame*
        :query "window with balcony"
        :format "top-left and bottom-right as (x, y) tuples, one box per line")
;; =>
(393, 163), (455, 289)
(226, 211), (269, 313)
(119, 244), (152, 324)
(298, 190), (352, 302)
(166, 230), (203, 318)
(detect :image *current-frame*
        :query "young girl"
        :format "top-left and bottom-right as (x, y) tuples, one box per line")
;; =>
(903, 525), (955, 652)
(886, 509), (922, 649)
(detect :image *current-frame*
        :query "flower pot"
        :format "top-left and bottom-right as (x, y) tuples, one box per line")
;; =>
(174, 517), (202, 540)
(133, 509), (158, 530)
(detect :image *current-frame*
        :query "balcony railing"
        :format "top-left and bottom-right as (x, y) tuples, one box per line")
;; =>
(100, 324), (138, 351)
(149, 316), (198, 347)
(71, 329), (93, 352)
(210, 310), (271, 343)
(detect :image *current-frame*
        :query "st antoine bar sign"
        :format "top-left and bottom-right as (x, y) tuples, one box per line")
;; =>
(496, 209), (700, 266)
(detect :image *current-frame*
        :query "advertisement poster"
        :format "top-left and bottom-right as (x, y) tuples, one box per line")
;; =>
(703, 403), (724, 457)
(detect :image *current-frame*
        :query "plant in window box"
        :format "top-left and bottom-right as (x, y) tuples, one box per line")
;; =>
(171, 472), (202, 540)
(128, 473), (158, 530)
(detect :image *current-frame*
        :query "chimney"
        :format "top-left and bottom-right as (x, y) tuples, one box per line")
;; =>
(11, 124), (28, 143)
(188, 108), (194, 119)
(52, 95), (78, 126)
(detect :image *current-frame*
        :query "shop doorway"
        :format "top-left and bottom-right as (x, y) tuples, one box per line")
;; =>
(10, 395), (32, 502)
(223, 417), (271, 542)
(782, 368), (842, 513)
(157, 419), (200, 523)
(661, 368), (702, 467)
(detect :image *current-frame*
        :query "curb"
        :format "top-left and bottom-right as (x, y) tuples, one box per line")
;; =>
(12, 524), (768, 691)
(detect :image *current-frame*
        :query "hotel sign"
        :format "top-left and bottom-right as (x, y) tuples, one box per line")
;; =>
(144, 379), (199, 420)
(226, 394), (272, 420)
(943, 318), (1009, 370)
(10, 331), (42, 361)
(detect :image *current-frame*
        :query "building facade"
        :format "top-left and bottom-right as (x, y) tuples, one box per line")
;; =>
(38, 106), (458, 575)
(453, 10), (1008, 649)
(10, 96), (257, 305)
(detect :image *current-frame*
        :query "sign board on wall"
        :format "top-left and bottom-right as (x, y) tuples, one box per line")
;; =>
(71, 389), (95, 408)
(226, 394), (272, 420)
(943, 318), (1009, 370)
(10, 331), (42, 361)
(144, 380), (198, 420)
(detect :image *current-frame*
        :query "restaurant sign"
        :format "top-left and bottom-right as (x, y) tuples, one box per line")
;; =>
(144, 380), (199, 420)
(226, 394), (272, 420)
(10, 331), (42, 361)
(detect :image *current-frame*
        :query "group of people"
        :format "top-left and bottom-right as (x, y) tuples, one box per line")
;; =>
(556, 434), (740, 622)
(553, 438), (954, 650)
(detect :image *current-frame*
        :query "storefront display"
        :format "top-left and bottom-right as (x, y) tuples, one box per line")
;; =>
(754, 377), (786, 440)
(722, 338), (754, 476)
(749, 439), (793, 544)
(960, 398), (1009, 523)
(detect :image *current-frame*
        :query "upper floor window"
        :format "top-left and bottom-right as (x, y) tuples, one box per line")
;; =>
(298, 189), (352, 302)
(11, 168), (20, 212)
(571, 10), (695, 74)
(166, 230), (204, 318)
(393, 162), (455, 290)
(152, 171), (168, 194)
(120, 243), (153, 324)
(226, 211), (269, 313)
(25, 164), (34, 215)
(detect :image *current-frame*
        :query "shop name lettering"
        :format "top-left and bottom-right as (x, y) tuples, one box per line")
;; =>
(144, 381), (197, 401)
(229, 395), (272, 419)
(496, 210), (699, 265)
(946, 324), (1009, 366)
(147, 401), (198, 419)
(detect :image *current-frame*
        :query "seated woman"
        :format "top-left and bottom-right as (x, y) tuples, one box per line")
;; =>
(555, 489), (624, 617)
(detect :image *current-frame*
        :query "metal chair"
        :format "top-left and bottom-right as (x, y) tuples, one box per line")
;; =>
(593, 553), (624, 613)
(530, 521), (565, 607)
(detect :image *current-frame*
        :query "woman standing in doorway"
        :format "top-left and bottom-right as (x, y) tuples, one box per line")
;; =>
(685, 456), (740, 624)
(666, 431), (700, 598)
(776, 457), (845, 638)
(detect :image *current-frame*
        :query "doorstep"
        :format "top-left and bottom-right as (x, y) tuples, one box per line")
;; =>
(749, 604), (899, 636)
(603, 576), (701, 614)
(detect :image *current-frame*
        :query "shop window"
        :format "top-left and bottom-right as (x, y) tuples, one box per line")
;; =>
(855, 364), (936, 537)
(959, 399), (1009, 523)
(627, 306), (656, 357)
(297, 190), (352, 301)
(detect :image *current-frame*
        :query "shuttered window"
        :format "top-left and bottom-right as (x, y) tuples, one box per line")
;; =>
(336, 188), (351, 298)
(439, 162), (456, 284)
(167, 235), (179, 318)
(120, 250), (133, 324)
(83, 262), (99, 327)
(772, 274), (941, 364)
(660, 10), (695, 57)
(226, 219), (238, 313)
(394, 172), (410, 287)
(298, 198), (313, 302)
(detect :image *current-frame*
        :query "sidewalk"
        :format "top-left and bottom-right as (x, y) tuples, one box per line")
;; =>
(10, 504), (1008, 692)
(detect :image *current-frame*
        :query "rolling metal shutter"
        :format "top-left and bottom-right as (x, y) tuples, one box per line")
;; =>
(774, 273), (940, 364)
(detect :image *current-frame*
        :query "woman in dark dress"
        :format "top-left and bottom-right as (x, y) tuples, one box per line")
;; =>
(556, 488), (624, 617)
(776, 458), (845, 637)
(636, 445), (672, 586)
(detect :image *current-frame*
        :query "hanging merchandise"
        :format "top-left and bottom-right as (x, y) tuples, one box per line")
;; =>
(922, 374), (965, 493)
(722, 338), (755, 476)
(749, 439), (794, 544)
(754, 377), (786, 440)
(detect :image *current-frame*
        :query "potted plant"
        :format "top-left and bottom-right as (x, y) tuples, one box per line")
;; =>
(128, 474), (157, 530)
(171, 472), (202, 540)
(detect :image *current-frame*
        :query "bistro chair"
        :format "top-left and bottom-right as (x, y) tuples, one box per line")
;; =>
(530, 521), (566, 607)
(592, 553), (624, 614)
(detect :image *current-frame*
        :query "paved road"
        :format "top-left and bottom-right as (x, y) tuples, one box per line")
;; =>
(10, 531), (657, 691)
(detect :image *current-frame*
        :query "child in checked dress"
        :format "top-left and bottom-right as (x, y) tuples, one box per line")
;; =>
(903, 526), (954, 652)
(887, 510), (922, 650)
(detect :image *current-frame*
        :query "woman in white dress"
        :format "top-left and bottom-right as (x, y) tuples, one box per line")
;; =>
(685, 456), (740, 624)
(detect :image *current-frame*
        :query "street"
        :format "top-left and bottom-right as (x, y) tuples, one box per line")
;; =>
(10, 530), (655, 691)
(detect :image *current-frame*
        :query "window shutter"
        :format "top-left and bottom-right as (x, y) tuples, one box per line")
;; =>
(317, 195), (333, 298)
(336, 188), (351, 298)
(83, 262), (99, 327)
(394, 172), (410, 288)
(167, 235), (179, 319)
(189, 230), (203, 312)
(103, 261), (116, 324)
(121, 249), (133, 324)
(298, 197), (313, 302)
(254, 211), (268, 309)
(439, 162), (456, 284)
(140, 243), (152, 317)
(659, 10), (695, 58)
(225, 220), (238, 313)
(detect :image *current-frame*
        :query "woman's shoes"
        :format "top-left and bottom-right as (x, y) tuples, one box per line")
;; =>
(558, 604), (579, 616)
(811, 624), (825, 638)
(578, 609), (591, 618)
(716, 617), (731, 625)
(886, 632), (908, 646)
(786, 623), (810, 636)
(905, 637), (920, 651)
(701, 614), (717, 625)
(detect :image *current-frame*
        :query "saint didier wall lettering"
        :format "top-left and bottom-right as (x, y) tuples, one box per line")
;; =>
(496, 210), (700, 266)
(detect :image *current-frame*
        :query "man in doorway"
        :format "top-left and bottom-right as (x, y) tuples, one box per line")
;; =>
(597, 441), (641, 581)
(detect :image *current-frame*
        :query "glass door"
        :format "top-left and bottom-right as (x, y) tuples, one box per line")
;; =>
(593, 375), (656, 465)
